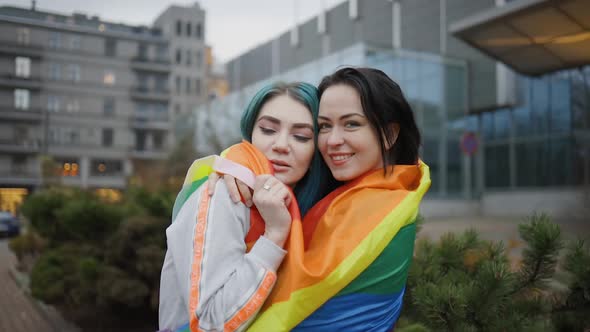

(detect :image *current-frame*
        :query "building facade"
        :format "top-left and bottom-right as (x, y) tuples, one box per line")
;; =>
(195, 0), (589, 219)
(0, 3), (207, 213)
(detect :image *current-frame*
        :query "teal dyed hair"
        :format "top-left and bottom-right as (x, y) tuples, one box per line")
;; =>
(239, 82), (335, 216)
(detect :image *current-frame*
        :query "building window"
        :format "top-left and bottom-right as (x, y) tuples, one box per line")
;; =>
(156, 44), (168, 62)
(153, 132), (164, 149)
(176, 20), (182, 36)
(186, 22), (192, 37)
(176, 48), (182, 64)
(67, 128), (80, 144)
(138, 43), (148, 60)
(66, 99), (80, 113)
(69, 35), (81, 50)
(91, 159), (122, 176)
(195, 78), (201, 96)
(17, 28), (30, 45)
(186, 49), (192, 66)
(102, 128), (113, 147)
(185, 77), (191, 94)
(14, 89), (30, 110)
(103, 70), (116, 85)
(66, 64), (80, 82)
(103, 98), (115, 116)
(11, 156), (27, 174)
(48, 63), (61, 80)
(105, 38), (117, 57)
(57, 158), (79, 177)
(155, 75), (167, 92)
(195, 23), (202, 40)
(15, 57), (31, 78)
(49, 31), (61, 49)
(195, 50), (202, 68)
(175, 76), (181, 94)
(47, 95), (60, 112)
(174, 104), (181, 115)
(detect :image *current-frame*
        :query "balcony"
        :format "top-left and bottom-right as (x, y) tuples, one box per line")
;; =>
(130, 87), (170, 102)
(131, 113), (171, 130)
(0, 107), (43, 122)
(0, 74), (43, 89)
(130, 148), (168, 160)
(0, 170), (41, 186)
(130, 56), (171, 73)
(0, 41), (44, 58)
(0, 139), (41, 154)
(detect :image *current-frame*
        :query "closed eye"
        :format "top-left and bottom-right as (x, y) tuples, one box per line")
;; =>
(294, 135), (312, 143)
(259, 127), (275, 135)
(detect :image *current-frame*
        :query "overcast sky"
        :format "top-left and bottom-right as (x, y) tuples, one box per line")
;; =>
(0, 0), (347, 63)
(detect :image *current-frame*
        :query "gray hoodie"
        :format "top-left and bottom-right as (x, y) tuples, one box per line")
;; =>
(158, 181), (286, 331)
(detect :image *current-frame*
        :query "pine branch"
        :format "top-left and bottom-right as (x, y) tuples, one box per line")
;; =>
(511, 214), (563, 296)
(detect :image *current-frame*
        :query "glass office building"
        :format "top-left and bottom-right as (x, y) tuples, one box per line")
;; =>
(195, 43), (589, 199)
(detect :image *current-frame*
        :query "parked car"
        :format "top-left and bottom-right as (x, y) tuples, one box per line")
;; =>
(0, 212), (21, 237)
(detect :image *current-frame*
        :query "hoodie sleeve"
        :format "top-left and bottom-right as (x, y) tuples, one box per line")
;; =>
(189, 181), (287, 332)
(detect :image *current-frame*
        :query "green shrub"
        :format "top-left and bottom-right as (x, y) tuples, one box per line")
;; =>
(56, 197), (125, 243)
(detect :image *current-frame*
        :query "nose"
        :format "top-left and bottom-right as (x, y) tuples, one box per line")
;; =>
(272, 132), (289, 153)
(326, 127), (344, 146)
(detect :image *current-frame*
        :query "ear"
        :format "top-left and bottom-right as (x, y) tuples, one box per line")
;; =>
(384, 123), (400, 150)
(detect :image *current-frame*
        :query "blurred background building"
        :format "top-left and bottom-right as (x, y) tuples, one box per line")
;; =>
(0, 2), (210, 213)
(195, 0), (589, 219)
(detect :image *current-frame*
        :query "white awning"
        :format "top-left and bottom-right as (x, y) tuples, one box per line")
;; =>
(450, 0), (590, 76)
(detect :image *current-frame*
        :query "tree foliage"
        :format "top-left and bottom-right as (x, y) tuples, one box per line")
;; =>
(400, 213), (589, 332)
(17, 187), (174, 331)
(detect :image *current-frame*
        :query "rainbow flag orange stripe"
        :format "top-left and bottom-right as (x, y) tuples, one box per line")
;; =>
(248, 161), (431, 331)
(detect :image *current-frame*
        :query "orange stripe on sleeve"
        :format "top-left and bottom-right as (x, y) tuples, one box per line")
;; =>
(189, 187), (211, 332)
(224, 271), (277, 332)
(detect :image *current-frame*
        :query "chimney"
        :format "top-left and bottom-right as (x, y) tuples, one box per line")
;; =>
(31, 0), (36, 11)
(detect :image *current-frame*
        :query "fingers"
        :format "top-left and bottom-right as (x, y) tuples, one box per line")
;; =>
(223, 175), (241, 203)
(253, 175), (291, 207)
(236, 180), (253, 207)
(207, 172), (220, 196)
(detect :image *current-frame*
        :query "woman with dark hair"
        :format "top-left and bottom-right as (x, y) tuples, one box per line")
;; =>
(158, 82), (334, 332)
(217, 67), (430, 331)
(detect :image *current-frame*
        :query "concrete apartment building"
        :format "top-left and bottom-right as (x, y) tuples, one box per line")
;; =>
(196, 0), (589, 219)
(0, 2), (207, 212)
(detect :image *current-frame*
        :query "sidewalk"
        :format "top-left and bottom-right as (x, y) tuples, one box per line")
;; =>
(0, 239), (55, 332)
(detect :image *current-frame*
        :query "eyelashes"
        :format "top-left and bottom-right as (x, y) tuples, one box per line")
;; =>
(258, 126), (312, 143)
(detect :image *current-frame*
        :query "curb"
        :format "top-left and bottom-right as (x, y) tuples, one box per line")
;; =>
(8, 266), (81, 332)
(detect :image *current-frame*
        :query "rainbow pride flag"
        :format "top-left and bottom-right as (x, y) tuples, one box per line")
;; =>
(248, 161), (431, 331)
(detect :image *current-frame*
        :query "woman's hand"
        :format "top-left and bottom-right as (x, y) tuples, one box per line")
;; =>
(252, 175), (292, 247)
(207, 173), (253, 207)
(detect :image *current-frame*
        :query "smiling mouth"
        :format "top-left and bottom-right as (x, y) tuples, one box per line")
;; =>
(330, 153), (355, 162)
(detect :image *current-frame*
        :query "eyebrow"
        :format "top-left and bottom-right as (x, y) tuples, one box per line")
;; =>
(318, 113), (366, 121)
(257, 115), (313, 130)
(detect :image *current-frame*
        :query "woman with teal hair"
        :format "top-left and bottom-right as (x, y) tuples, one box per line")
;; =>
(235, 82), (334, 216)
(159, 81), (335, 332)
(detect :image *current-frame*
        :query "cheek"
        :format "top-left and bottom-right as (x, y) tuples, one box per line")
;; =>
(251, 132), (271, 152)
(295, 143), (315, 167)
(318, 134), (328, 153)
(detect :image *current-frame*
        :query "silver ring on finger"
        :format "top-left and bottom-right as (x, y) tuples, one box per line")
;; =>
(263, 183), (271, 191)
